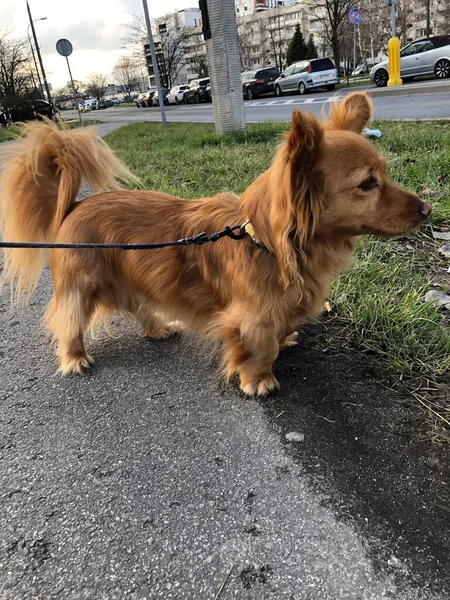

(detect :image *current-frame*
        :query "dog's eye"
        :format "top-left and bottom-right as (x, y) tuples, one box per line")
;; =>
(359, 176), (378, 192)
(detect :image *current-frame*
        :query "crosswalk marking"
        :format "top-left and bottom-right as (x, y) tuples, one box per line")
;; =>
(244, 97), (339, 107)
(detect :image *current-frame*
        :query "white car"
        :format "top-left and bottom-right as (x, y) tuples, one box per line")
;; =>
(79, 98), (95, 112)
(370, 34), (450, 86)
(167, 84), (189, 105)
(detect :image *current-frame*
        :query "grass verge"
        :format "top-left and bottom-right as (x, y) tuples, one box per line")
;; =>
(105, 120), (450, 436)
(0, 119), (102, 143)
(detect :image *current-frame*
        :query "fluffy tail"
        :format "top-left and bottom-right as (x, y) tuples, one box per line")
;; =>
(0, 120), (137, 302)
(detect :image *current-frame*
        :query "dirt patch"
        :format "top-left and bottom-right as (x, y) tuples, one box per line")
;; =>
(263, 321), (450, 595)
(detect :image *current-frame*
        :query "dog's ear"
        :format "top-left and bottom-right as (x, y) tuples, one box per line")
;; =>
(270, 110), (324, 286)
(328, 92), (373, 133)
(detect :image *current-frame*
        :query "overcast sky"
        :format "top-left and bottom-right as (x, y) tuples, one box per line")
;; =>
(1, 0), (196, 89)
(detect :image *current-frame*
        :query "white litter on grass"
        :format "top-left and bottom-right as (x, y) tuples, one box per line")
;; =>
(424, 290), (450, 310)
(432, 230), (450, 241)
(362, 127), (382, 139)
(285, 431), (305, 442)
(438, 244), (450, 259)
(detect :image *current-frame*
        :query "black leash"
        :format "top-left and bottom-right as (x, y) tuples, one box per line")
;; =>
(0, 223), (249, 250)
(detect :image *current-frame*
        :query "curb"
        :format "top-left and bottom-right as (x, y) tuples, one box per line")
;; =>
(336, 81), (450, 98)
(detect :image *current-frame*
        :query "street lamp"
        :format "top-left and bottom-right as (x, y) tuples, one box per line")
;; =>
(26, 2), (54, 112)
(27, 18), (47, 96)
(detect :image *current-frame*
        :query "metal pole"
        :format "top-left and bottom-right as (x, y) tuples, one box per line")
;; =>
(26, 2), (54, 114)
(391, 1), (396, 37)
(353, 23), (356, 84)
(65, 56), (82, 124)
(141, 0), (167, 126)
(27, 29), (43, 95)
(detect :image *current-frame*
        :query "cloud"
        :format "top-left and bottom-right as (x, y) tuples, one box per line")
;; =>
(1, 0), (196, 88)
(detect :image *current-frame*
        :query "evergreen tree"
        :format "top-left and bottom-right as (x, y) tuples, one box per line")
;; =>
(306, 35), (319, 59)
(286, 25), (308, 66)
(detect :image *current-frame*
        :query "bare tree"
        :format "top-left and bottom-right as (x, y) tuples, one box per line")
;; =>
(357, 0), (390, 62)
(0, 29), (34, 103)
(308, 0), (358, 71)
(266, 9), (286, 72)
(237, 27), (253, 71)
(113, 56), (140, 92)
(85, 73), (108, 100)
(124, 12), (191, 88)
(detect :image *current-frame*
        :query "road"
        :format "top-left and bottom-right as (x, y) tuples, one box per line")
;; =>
(1, 87), (450, 599)
(73, 90), (450, 127)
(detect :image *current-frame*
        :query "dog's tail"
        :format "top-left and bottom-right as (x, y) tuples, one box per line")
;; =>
(0, 120), (136, 302)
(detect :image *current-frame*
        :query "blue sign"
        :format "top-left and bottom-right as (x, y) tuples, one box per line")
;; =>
(349, 7), (362, 24)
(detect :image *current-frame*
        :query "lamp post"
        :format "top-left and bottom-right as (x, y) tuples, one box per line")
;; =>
(27, 18), (46, 96)
(26, 2), (54, 111)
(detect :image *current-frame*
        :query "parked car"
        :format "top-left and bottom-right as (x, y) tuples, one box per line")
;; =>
(93, 99), (110, 110)
(135, 88), (157, 107)
(8, 99), (55, 122)
(183, 78), (211, 103)
(242, 67), (280, 100)
(370, 35), (450, 87)
(351, 61), (372, 76)
(167, 84), (189, 105)
(275, 58), (339, 96)
(79, 98), (96, 111)
(152, 88), (170, 106)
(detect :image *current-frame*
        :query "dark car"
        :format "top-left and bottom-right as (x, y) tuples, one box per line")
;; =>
(152, 88), (170, 106)
(8, 99), (54, 122)
(242, 67), (280, 100)
(183, 78), (211, 103)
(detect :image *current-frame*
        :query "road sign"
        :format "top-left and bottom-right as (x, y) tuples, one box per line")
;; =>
(349, 7), (362, 24)
(56, 38), (73, 57)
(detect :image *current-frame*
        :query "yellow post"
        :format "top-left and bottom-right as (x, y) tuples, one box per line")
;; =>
(387, 36), (402, 87)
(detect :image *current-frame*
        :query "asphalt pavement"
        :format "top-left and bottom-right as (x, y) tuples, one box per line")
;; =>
(1, 82), (450, 599)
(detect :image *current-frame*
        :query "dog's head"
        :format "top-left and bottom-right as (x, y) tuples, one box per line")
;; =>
(264, 93), (430, 283)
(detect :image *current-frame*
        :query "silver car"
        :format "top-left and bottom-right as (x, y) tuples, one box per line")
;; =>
(370, 34), (450, 87)
(274, 58), (339, 96)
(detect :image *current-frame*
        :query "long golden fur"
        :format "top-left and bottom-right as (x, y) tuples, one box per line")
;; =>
(0, 93), (430, 396)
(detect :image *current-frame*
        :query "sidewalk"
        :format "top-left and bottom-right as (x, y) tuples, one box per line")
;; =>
(336, 77), (450, 98)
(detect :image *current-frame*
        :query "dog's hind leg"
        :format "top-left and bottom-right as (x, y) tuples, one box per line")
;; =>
(46, 288), (96, 375)
(128, 298), (180, 339)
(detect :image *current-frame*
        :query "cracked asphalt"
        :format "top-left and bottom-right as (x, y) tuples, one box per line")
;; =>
(1, 123), (449, 599)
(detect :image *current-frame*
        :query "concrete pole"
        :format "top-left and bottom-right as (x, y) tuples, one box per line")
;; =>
(141, 0), (167, 126)
(204, 0), (245, 134)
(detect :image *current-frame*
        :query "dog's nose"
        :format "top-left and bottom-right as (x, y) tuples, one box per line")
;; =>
(420, 202), (432, 217)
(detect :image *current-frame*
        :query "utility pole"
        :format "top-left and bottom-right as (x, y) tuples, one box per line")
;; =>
(141, 0), (167, 126)
(199, 0), (245, 134)
(26, 2), (54, 111)
(426, 0), (431, 36)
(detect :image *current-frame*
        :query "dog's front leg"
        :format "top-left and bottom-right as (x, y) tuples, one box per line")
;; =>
(221, 323), (280, 397)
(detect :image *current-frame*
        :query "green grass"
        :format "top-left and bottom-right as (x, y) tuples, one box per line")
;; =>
(0, 119), (102, 143)
(105, 120), (450, 389)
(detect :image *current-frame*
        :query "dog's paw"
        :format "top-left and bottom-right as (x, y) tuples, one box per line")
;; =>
(280, 331), (298, 350)
(144, 322), (182, 339)
(241, 374), (280, 398)
(59, 354), (94, 375)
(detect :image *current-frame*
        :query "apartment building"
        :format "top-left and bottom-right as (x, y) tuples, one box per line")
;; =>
(235, 0), (295, 17)
(406, 0), (450, 40)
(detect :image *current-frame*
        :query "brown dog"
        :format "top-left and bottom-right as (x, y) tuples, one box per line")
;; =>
(0, 93), (430, 396)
